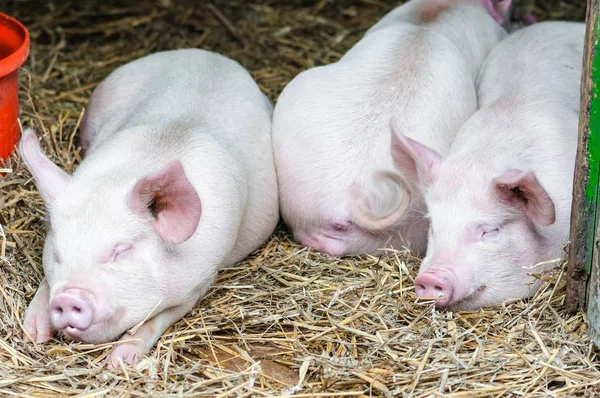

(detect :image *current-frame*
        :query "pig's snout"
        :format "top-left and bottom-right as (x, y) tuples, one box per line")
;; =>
(50, 290), (93, 335)
(414, 272), (453, 307)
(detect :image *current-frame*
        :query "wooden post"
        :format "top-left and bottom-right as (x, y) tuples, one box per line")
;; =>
(567, 0), (600, 346)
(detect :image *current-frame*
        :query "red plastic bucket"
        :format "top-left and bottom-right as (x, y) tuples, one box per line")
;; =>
(0, 12), (30, 164)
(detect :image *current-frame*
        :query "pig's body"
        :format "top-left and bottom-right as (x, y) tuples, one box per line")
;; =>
(391, 21), (584, 310)
(272, 0), (507, 257)
(20, 49), (279, 366)
(78, 50), (278, 264)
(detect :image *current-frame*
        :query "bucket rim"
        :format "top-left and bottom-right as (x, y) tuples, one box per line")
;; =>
(0, 12), (30, 78)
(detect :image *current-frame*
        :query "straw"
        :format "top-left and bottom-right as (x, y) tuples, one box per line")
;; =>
(0, 0), (595, 396)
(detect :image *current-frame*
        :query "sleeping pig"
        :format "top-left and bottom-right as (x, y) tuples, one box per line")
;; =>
(272, 0), (512, 257)
(379, 21), (584, 309)
(19, 49), (279, 366)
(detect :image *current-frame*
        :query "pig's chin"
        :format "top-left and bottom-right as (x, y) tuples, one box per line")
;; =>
(447, 278), (544, 311)
(58, 312), (132, 344)
(61, 326), (87, 342)
(445, 285), (489, 311)
(59, 322), (126, 344)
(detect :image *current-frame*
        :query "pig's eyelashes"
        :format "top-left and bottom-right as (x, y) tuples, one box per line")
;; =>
(467, 224), (499, 243)
(331, 221), (352, 233)
(109, 243), (133, 262)
(480, 228), (499, 239)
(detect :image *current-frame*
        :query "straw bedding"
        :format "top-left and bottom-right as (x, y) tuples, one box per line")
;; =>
(0, 0), (597, 396)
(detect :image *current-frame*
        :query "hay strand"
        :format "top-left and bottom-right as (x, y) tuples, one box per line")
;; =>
(0, 0), (596, 396)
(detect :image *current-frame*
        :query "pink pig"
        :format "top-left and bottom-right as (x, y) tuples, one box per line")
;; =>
(379, 21), (584, 309)
(19, 49), (279, 366)
(272, 0), (510, 257)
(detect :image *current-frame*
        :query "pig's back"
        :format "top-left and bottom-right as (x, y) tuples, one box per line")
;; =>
(461, 21), (584, 174)
(450, 21), (584, 247)
(477, 21), (585, 111)
(472, 21), (584, 162)
(78, 49), (278, 266)
(81, 49), (272, 151)
(273, 23), (475, 229)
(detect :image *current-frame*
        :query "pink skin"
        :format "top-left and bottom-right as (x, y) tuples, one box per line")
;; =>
(273, 0), (512, 259)
(387, 124), (557, 310)
(50, 289), (94, 339)
(414, 272), (453, 306)
(18, 129), (72, 203)
(413, 224), (500, 307)
(42, 241), (139, 344)
(415, 269), (488, 308)
(522, 14), (536, 25)
(293, 213), (407, 257)
(417, 0), (514, 26)
(279, 181), (419, 258)
(493, 169), (555, 226)
(128, 160), (202, 245)
(482, 0), (537, 27)
(19, 129), (202, 361)
(23, 279), (52, 344)
(482, 0), (511, 26)
(295, 221), (353, 257)
(288, 166), (421, 258)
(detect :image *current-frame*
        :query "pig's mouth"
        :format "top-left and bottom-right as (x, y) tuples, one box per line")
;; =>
(446, 285), (488, 310)
(57, 322), (99, 343)
(56, 305), (128, 344)
(63, 326), (85, 341)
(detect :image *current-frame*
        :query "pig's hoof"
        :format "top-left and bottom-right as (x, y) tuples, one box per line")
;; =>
(106, 342), (146, 369)
(23, 309), (53, 344)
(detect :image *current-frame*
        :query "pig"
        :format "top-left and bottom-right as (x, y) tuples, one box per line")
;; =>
(19, 48), (279, 366)
(379, 21), (584, 310)
(366, 0), (516, 33)
(271, 0), (511, 257)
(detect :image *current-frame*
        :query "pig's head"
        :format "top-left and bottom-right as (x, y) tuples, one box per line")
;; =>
(288, 186), (410, 258)
(387, 121), (557, 310)
(19, 129), (203, 343)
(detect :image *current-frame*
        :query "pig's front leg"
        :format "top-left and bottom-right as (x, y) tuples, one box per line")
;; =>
(23, 278), (53, 343)
(106, 297), (198, 369)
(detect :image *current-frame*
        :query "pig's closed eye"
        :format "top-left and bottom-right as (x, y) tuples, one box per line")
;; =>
(54, 253), (61, 264)
(331, 221), (352, 233)
(481, 228), (499, 239)
(110, 243), (133, 262)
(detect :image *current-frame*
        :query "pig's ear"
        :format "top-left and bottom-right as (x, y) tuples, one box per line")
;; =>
(492, 169), (555, 226)
(128, 160), (202, 245)
(481, 0), (512, 25)
(19, 128), (72, 203)
(389, 118), (441, 186)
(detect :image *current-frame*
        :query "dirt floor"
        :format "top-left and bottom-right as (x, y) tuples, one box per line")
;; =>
(0, 0), (597, 396)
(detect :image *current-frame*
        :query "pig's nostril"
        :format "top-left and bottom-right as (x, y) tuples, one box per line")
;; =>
(50, 291), (94, 332)
(414, 272), (454, 305)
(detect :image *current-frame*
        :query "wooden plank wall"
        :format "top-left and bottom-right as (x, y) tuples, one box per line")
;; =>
(567, 0), (600, 346)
